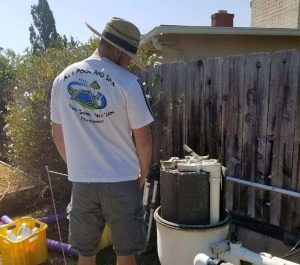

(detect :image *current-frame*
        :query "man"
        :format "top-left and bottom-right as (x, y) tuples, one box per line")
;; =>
(50, 17), (153, 265)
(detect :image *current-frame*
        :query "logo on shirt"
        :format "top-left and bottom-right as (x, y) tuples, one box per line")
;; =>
(67, 81), (107, 110)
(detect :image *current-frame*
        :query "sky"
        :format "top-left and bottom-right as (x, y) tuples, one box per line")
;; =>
(1, 0), (251, 55)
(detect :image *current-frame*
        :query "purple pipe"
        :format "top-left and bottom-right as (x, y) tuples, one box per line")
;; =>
(47, 238), (78, 256)
(38, 212), (68, 224)
(1, 215), (78, 257)
(1, 215), (12, 225)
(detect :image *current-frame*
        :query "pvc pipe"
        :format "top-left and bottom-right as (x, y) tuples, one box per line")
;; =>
(226, 176), (300, 198)
(177, 162), (201, 172)
(47, 239), (78, 256)
(1, 215), (78, 257)
(1, 215), (13, 224)
(200, 163), (222, 224)
(38, 212), (68, 224)
(146, 180), (159, 245)
(194, 253), (210, 265)
(223, 242), (300, 265)
(183, 145), (202, 160)
(143, 181), (151, 206)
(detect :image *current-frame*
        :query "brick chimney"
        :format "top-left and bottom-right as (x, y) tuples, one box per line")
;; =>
(211, 10), (234, 27)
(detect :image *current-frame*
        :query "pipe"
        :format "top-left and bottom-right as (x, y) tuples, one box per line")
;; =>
(1, 215), (78, 257)
(47, 239), (78, 256)
(226, 176), (300, 198)
(222, 242), (300, 265)
(183, 145), (203, 160)
(151, 36), (185, 61)
(1, 215), (13, 224)
(194, 253), (211, 265)
(200, 163), (222, 224)
(38, 212), (68, 224)
(146, 180), (159, 246)
(143, 180), (151, 219)
(194, 253), (234, 265)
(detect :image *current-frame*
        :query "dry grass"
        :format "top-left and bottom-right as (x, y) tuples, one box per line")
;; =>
(0, 161), (40, 195)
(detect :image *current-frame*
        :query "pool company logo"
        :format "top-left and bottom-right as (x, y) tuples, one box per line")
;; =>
(67, 81), (107, 110)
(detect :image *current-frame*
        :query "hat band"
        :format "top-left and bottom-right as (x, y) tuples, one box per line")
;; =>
(102, 31), (138, 54)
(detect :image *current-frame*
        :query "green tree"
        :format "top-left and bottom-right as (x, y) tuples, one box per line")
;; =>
(29, 0), (58, 54)
(0, 49), (18, 160)
(0, 50), (16, 83)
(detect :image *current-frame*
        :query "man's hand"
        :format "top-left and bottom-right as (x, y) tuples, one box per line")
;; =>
(132, 125), (152, 190)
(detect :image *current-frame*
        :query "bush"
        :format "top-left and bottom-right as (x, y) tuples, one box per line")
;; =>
(0, 50), (17, 161)
(4, 39), (98, 177)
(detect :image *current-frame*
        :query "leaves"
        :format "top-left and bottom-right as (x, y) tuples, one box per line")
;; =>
(4, 40), (98, 176)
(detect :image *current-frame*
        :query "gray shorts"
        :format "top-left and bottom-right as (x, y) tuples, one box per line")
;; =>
(67, 180), (146, 257)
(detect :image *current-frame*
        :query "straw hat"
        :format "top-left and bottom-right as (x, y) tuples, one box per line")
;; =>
(85, 17), (146, 71)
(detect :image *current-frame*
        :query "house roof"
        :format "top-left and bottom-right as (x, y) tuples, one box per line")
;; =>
(140, 25), (300, 46)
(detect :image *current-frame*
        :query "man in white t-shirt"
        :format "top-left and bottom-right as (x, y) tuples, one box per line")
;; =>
(50, 17), (153, 265)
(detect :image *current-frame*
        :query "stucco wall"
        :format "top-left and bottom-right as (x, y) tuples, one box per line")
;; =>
(251, 0), (300, 28)
(156, 34), (300, 63)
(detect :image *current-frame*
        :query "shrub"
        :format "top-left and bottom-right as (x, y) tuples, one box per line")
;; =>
(5, 39), (98, 177)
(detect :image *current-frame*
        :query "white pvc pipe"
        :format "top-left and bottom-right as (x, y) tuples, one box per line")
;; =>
(146, 180), (159, 245)
(200, 163), (222, 224)
(177, 162), (201, 172)
(194, 253), (235, 265)
(143, 182), (151, 206)
(226, 176), (300, 198)
(194, 253), (210, 265)
(223, 243), (300, 265)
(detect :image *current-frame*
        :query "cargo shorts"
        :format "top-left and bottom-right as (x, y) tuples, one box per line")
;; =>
(67, 180), (146, 257)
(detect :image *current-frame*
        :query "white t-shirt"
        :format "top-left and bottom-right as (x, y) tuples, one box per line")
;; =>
(50, 56), (154, 182)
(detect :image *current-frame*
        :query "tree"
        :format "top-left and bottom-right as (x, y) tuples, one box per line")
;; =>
(29, 0), (58, 54)
(0, 49), (16, 84)
(0, 49), (17, 161)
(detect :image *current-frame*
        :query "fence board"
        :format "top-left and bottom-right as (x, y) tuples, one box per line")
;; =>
(242, 53), (270, 220)
(171, 62), (186, 158)
(203, 58), (223, 159)
(223, 55), (246, 213)
(146, 65), (164, 162)
(292, 71), (300, 230)
(158, 63), (173, 160)
(185, 60), (205, 155)
(268, 50), (299, 228)
(292, 53), (300, 231)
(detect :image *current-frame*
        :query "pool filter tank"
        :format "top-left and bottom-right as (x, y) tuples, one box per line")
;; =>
(155, 155), (231, 265)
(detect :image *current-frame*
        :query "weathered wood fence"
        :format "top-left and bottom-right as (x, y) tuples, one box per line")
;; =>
(140, 49), (300, 233)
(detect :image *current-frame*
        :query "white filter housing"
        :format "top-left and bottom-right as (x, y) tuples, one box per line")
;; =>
(154, 207), (231, 265)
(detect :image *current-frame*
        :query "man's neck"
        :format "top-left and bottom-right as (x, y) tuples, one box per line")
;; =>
(92, 48), (101, 58)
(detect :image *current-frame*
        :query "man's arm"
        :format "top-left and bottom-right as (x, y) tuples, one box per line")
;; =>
(132, 125), (152, 189)
(51, 122), (67, 163)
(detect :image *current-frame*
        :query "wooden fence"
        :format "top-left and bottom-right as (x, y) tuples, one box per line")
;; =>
(140, 49), (300, 233)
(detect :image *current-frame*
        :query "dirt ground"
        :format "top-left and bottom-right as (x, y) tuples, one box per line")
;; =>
(0, 161), (40, 195)
(0, 162), (160, 265)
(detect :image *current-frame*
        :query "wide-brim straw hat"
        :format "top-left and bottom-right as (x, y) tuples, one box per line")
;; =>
(85, 17), (146, 71)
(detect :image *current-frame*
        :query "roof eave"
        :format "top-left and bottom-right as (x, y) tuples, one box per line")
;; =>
(140, 25), (300, 46)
